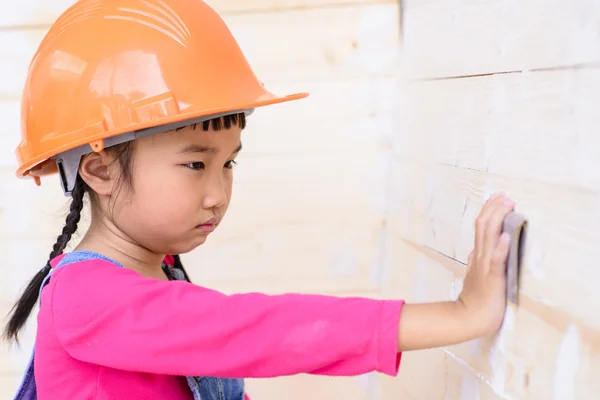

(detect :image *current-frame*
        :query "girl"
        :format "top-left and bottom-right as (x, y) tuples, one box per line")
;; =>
(5, 0), (515, 399)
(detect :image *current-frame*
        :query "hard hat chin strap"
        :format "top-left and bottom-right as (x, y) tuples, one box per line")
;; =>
(55, 109), (254, 196)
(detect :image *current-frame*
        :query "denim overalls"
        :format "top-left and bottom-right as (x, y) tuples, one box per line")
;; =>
(13, 251), (245, 400)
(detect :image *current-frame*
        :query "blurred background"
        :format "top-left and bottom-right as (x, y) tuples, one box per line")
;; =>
(1, 0), (599, 399)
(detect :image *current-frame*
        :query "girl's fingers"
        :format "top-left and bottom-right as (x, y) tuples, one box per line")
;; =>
(474, 194), (505, 257)
(474, 194), (497, 253)
(483, 197), (514, 265)
(490, 232), (511, 276)
(466, 250), (475, 272)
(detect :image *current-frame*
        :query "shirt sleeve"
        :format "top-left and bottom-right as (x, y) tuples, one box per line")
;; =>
(48, 259), (403, 378)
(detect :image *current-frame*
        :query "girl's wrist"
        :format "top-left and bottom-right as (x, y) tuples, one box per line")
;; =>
(451, 298), (483, 341)
(397, 300), (481, 352)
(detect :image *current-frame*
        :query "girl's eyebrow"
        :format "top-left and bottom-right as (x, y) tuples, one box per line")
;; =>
(178, 142), (242, 155)
(231, 142), (243, 154)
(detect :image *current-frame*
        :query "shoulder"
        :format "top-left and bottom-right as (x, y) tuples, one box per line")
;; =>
(50, 255), (133, 287)
(45, 256), (166, 332)
(44, 256), (144, 312)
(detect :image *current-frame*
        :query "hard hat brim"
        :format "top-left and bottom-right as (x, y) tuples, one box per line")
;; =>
(17, 90), (310, 181)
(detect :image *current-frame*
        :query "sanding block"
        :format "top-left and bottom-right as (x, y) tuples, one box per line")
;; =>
(502, 212), (527, 305)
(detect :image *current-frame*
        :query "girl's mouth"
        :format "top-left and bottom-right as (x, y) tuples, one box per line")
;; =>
(197, 216), (219, 233)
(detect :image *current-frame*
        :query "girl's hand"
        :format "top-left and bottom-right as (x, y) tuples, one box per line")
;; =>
(457, 193), (514, 336)
(396, 193), (515, 352)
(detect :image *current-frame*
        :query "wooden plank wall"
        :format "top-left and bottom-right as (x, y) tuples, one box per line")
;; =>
(0, 0), (399, 399)
(377, 1), (600, 399)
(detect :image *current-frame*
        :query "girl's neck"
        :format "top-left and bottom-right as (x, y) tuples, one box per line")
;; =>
(75, 216), (169, 282)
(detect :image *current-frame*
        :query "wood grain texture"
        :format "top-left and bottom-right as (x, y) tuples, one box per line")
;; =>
(377, 349), (507, 400)
(383, 64), (600, 398)
(379, 239), (600, 400)
(205, 0), (396, 13)
(398, 0), (600, 79)
(392, 68), (600, 190)
(387, 68), (600, 333)
(387, 154), (600, 337)
(0, 0), (396, 28)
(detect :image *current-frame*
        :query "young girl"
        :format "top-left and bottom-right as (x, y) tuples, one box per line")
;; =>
(5, 0), (515, 399)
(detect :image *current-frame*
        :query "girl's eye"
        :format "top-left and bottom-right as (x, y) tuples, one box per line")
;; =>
(224, 160), (237, 169)
(185, 162), (205, 170)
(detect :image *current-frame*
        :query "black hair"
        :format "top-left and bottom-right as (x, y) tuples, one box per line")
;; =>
(3, 113), (246, 343)
(172, 254), (192, 282)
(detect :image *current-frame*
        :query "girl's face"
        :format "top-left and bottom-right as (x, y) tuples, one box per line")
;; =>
(83, 123), (242, 256)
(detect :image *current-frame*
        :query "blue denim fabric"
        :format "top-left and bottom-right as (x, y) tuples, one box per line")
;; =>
(13, 251), (245, 400)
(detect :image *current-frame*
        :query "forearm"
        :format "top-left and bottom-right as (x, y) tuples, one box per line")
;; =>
(397, 301), (475, 352)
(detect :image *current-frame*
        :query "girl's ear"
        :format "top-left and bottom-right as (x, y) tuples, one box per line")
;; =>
(78, 151), (117, 196)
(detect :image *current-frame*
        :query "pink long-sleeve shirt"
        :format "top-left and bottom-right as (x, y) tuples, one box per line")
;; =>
(34, 254), (403, 399)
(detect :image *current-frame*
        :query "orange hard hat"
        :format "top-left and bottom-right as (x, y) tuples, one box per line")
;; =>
(15, 0), (308, 195)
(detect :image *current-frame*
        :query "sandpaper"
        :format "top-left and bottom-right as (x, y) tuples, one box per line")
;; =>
(502, 212), (527, 304)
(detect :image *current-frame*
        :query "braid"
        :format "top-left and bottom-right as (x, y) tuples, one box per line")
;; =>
(3, 175), (87, 343)
(172, 255), (192, 283)
(48, 176), (86, 260)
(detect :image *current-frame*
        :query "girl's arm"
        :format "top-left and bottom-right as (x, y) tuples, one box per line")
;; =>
(48, 194), (512, 379)
(47, 261), (403, 379)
